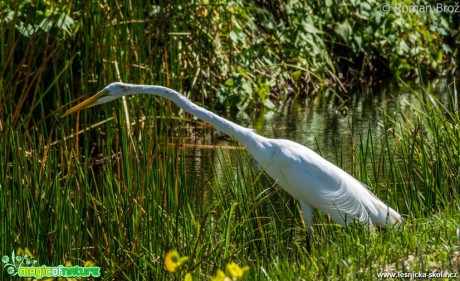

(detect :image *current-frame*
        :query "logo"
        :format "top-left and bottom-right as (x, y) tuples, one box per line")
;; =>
(2, 250), (100, 279)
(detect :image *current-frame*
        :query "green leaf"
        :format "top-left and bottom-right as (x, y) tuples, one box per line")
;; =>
(292, 70), (302, 81)
(335, 20), (352, 44)
(230, 31), (238, 43)
(264, 98), (275, 110)
(302, 22), (323, 34)
(398, 39), (409, 55)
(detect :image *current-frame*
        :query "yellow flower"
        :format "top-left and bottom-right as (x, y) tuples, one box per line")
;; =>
(165, 250), (188, 273)
(225, 262), (249, 279)
(15, 248), (54, 281)
(83, 260), (96, 267)
(17, 247), (34, 258)
(184, 272), (192, 281)
(210, 269), (227, 281)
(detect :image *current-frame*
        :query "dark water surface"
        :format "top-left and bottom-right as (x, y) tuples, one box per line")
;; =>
(179, 85), (420, 183)
(164, 79), (451, 220)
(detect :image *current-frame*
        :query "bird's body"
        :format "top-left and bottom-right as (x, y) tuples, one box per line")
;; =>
(238, 135), (401, 229)
(63, 82), (402, 230)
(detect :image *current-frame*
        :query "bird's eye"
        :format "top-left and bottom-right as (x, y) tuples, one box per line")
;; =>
(118, 84), (129, 91)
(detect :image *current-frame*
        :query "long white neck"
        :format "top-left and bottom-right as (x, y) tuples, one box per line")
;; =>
(130, 85), (265, 149)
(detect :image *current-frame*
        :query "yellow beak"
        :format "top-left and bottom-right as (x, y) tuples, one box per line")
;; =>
(61, 91), (108, 117)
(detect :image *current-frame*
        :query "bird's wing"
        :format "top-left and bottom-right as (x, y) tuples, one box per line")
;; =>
(271, 140), (399, 226)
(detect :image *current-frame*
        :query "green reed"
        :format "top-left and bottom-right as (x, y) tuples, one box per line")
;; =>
(2, 85), (460, 280)
(1, 1), (459, 279)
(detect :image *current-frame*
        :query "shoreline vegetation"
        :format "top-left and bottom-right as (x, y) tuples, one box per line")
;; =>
(1, 1), (459, 126)
(1, 1), (459, 280)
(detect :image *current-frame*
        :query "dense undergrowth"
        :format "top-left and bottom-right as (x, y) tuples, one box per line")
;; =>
(1, 1), (460, 280)
(1, 79), (459, 280)
(1, 0), (459, 130)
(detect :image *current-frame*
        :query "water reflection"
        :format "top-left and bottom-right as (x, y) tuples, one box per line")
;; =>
(230, 87), (416, 169)
(176, 80), (448, 206)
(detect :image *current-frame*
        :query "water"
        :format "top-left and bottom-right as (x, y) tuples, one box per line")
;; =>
(176, 84), (420, 183)
(166, 79), (455, 218)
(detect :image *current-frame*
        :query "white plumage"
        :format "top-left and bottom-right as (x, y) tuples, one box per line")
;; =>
(63, 82), (402, 230)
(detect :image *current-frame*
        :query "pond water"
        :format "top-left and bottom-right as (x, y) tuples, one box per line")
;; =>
(176, 83), (416, 185)
(164, 79), (452, 214)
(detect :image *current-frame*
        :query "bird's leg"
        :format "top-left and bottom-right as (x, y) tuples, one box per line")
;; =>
(306, 229), (312, 254)
(300, 202), (313, 253)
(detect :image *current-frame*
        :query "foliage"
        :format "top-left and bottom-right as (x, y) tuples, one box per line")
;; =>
(1, 79), (459, 279)
(212, 0), (457, 109)
(1, 0), (75, 37)
(0, 1), (459, 280)
(0, 0), (458, 130)
(392, 82), (460, 215)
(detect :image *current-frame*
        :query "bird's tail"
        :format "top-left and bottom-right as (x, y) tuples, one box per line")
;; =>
(369, 196), (402, 227)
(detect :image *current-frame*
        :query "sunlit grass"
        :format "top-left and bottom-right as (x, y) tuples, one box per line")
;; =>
(1, 1), (459, 279)
(2, 84), (460, 280)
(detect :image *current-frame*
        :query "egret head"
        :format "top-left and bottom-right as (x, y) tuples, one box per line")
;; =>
(62, 82), (135, 117)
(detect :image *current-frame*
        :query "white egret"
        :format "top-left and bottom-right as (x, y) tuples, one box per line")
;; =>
(62, 82), (402, 231)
